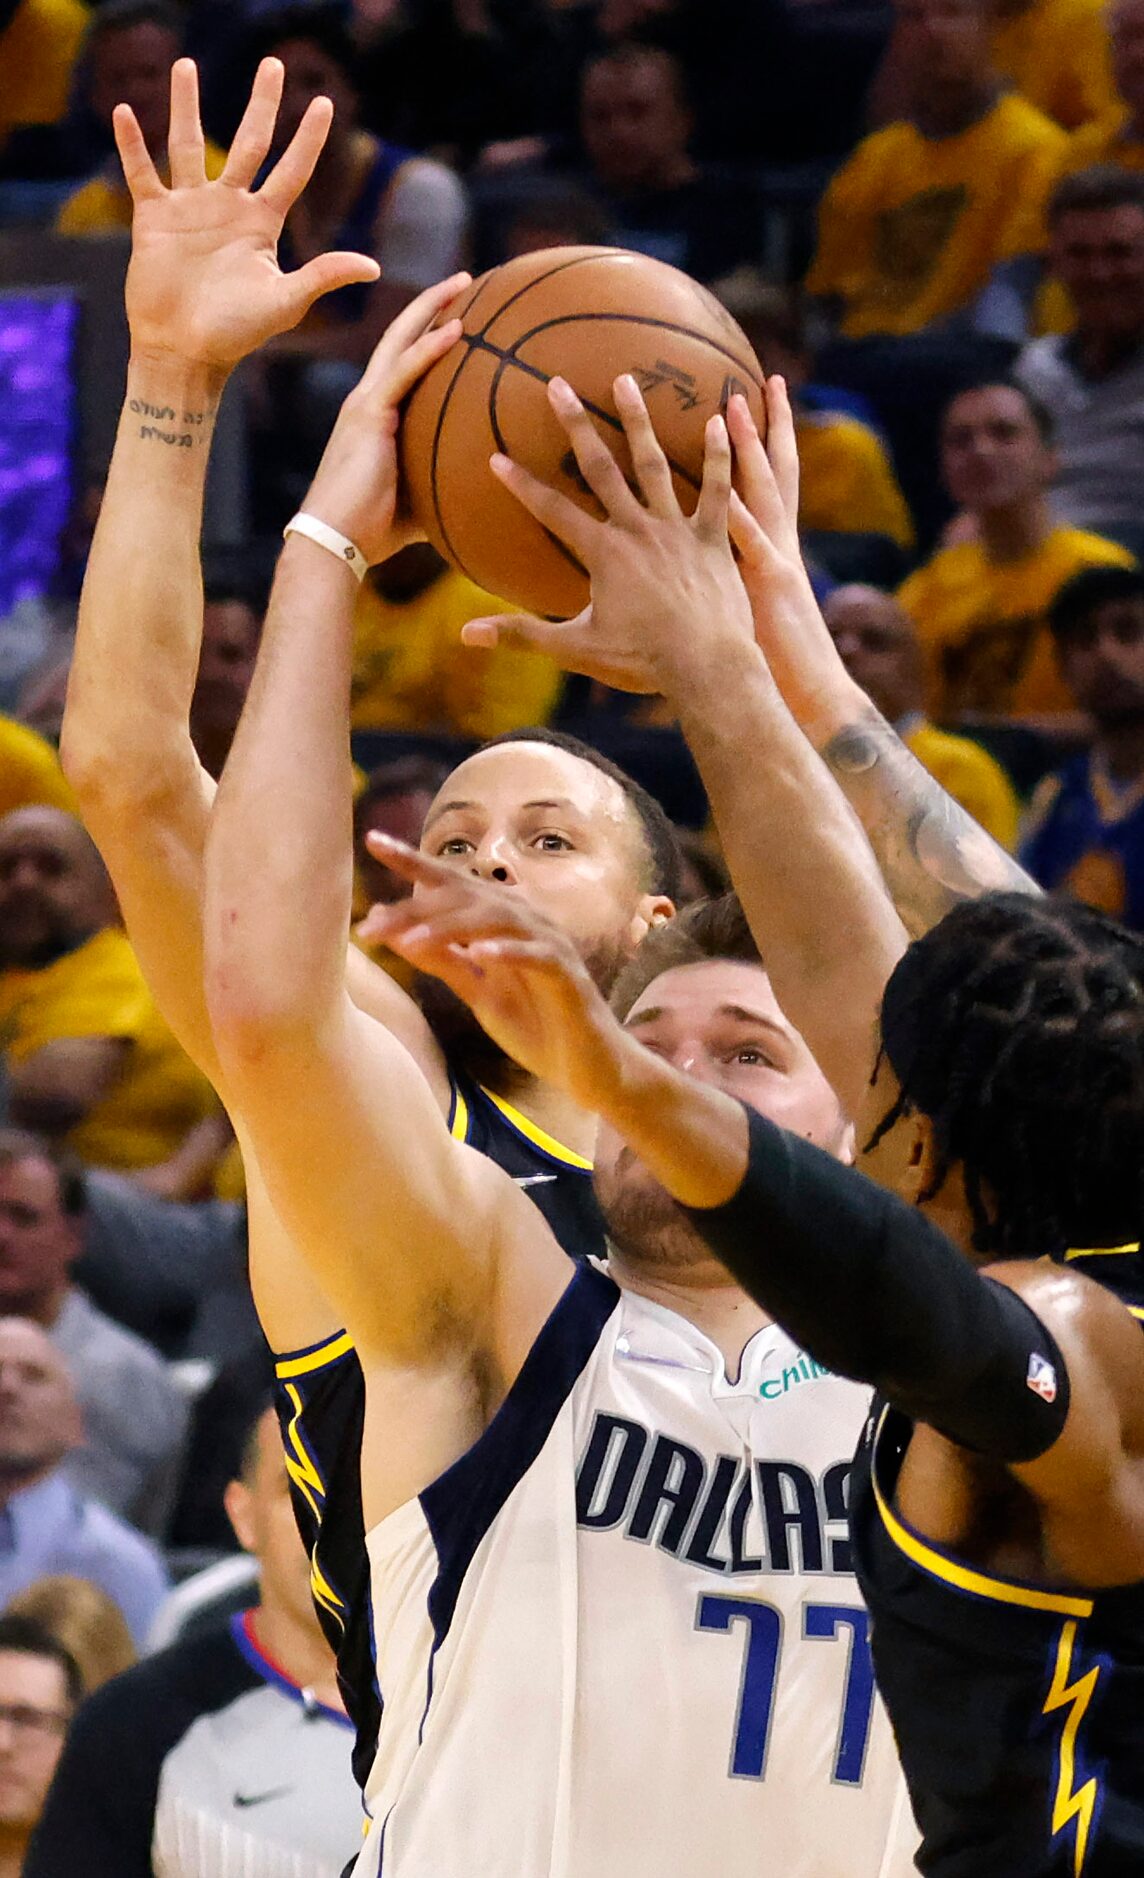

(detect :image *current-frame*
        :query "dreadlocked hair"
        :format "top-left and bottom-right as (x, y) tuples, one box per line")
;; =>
(870, 892), (1144, 1258)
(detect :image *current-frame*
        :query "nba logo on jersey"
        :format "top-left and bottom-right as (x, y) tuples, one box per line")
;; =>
(1025, 1351), (1058, 1402)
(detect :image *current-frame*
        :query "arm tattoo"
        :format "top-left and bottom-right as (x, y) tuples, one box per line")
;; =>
(129, 399), (213, 450)
(823, 706), (1039, 939)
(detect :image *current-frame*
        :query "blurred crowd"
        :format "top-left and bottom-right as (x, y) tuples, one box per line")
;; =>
(1, 0), (1144, 1868)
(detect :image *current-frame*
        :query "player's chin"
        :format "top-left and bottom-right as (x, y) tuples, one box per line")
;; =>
(596, 1155), (706, 1272)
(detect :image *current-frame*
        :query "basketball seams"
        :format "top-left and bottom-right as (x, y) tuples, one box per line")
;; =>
(487, 311), (764, 393)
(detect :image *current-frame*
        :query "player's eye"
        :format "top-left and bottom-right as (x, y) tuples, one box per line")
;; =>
(532, 832), (573, 852)
(435, 837), (474, 858)
(728, 1045), (773, 1069)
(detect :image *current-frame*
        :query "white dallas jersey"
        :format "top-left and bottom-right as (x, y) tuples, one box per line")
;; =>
(356, 1263), (917, 1877)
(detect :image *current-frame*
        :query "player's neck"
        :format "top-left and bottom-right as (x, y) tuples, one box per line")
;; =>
(978, 494), (1051, 563)
(481, 1065), (598, 1162)
(611, 1255), (772, 1382)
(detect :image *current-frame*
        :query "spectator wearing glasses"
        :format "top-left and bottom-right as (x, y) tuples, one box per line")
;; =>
(0, 1613), (78, 1878)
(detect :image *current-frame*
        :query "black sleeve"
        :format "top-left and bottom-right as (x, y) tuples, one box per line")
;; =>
(25, 1630), (253, 1878)
(683, 1106), (1070, 1463)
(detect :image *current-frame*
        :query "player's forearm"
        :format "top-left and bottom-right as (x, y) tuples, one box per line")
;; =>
(587, 1029), (750, 1210)
(206, 534), (356, 1048)
(674, 642), (906, 1116)
(62, 355), (224, 799)
(814, 696), (1040, 940)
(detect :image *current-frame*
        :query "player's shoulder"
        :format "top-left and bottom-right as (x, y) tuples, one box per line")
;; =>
(985, 1255), (1144, 1374)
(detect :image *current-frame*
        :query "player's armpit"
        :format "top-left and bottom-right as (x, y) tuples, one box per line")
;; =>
(995, 1262), (1144, 1587)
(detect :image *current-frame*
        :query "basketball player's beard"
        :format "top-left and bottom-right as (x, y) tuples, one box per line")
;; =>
(595, 1149), (710, 1274)
(414, 931), (632, 1087)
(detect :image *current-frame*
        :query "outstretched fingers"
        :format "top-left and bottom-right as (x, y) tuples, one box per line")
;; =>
(461, 612), (572, 657)
(764, 375), (800, 529)
(222, 58), (285, 192)
(694, 413), (732, 543)
(613, 373), (678, 518)
(167, 58), (207, 190)
(113, 105), (163, 202)
(547, 378), (644, 528)
(356, 272), (471, 400)
(259, 94), (336, 219)
(489, 450), (600, 567)
(726, 392), (790, 551)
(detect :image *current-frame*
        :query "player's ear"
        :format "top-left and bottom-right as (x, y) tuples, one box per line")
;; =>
(224, 1477), (256, 1555)
(628, 894), (675, 948)
(900, 1114), (939, 1207)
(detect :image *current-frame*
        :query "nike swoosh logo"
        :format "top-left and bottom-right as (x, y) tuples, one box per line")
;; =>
(233, 1787), (292, 1809)
(515, 1174), (558, 1188)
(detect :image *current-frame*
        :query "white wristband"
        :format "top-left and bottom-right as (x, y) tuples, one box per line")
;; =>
(283, 512), (368, 583)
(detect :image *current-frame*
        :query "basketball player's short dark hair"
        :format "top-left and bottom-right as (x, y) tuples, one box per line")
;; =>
(1048, 564), (1144, 643)
(1048, 164), (1144, 226)
(88, 0), (185, 50)
(868, 892), (1144, 1256)
(480, 727), (684, 902)
(610, 892), (760, 1021)
(251, 3), (357, 84)
(0, 1614), (83, 1709)
(943, 377), (1055, 447)
(0, 1128), (86, 1218)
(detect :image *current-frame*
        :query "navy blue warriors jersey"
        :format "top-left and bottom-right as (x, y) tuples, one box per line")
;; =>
(272, 1073), (605, 1789)
(848, 1243), (1144, 1877)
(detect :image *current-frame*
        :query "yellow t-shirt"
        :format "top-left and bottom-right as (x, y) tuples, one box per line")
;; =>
(990, 0), (1115, 131)
(0, 0), (89, 142)
(795, 410), (914, 549)
(56, 139), (229, 234)
(0, 716), (77, 818)
(899, 526), (1135, 718)
(351, 569), (562, 737)
(0, 926), (216, 1170)
(905, 718), (1020, 849)
(807, 95), (1067, 338)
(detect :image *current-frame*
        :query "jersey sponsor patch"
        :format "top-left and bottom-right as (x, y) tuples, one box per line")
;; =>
(1026, 1351), (1058, 1403)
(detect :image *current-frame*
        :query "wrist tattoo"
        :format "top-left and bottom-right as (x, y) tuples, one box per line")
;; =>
(129, 398), (213, 449)
(822, 706), (1038, 937)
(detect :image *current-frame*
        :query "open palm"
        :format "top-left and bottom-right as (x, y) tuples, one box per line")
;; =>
(118, 57), (378, 369)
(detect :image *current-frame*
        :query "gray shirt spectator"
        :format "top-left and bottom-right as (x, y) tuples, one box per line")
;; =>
(0, 1130), (188, 1532)
(1016, 167), (1144, 555)
(0, 1318), (168, 1646)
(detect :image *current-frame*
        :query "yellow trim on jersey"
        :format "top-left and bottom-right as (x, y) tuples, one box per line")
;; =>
(280, 1380), (327, 1523)
(310, 1547), (346, 1633)
(872, 1414), (1094, 1618)
(450, 1083), (470, 1142)
(1064, 1242), (1140, 1261)
(274, 1331), (355, 1379)
(479, 1086), (593, 1168)
(1044, 1618), (1101, 1876)
(1128, 1307), (1144, 1323)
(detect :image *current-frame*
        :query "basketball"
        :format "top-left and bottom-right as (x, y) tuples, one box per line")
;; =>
(399, 247), (767, 618)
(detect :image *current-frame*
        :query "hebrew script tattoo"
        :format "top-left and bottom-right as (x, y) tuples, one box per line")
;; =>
(130, 398), (213, 450)
(823, 706), (1038, 939)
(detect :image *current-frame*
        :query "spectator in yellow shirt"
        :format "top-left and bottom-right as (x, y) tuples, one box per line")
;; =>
(351, 545), (563, 739)
(0, 717), (76, 820)
(990, 0), (1116, 132)
(824, 582), (1020, 845)
(899, 378), (1135, 721)
(713, 273), (915, 551)
(0, 807), (216, 1173)
(808, 0), (1066, 339)
(55, 2), (227, 236)
(0, 0), (89, 149)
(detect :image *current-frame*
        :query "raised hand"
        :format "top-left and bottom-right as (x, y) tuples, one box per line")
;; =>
(357, 835), (627, 1109)
(117, 57), (380, 369)
(300, 274), (469, 565)
(460, 373), (756, 698)
(725, 380), (855, 733)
